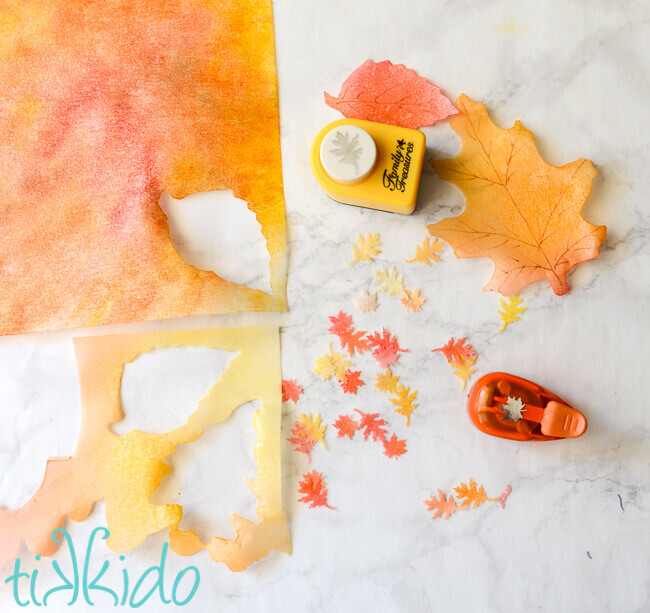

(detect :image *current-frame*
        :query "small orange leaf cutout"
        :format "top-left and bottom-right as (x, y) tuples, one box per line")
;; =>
(428, 95), (606, 296)
(424, 490), (460, 520)
(383, 433), (407, 459)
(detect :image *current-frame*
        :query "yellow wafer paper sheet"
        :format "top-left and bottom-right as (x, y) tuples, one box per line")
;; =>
(0, 0), (286, 335)
(0, 327), (290, 572)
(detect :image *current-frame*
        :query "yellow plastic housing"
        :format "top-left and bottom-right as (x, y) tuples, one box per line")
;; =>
(310, 119), (426, 215)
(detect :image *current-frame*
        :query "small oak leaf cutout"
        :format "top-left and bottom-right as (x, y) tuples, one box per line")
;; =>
(389, 383), (418, 427)
(374, 266), (404, 296)
(451, 355), (477, 391)
(428, 95), (606, 296)
(349, 233), (382, 264)
(354, 409), (388, 443)
(454, 478), (492, 509)
(424, 490), (460, 520)
(406, 237), (445, 265)
(382, 433), (407, 459)
(400, 288), (426, 312)
(328, 311), (368, 356)
(298, 470), (334, 510)
(497, 294), (527, 332)
(431, 337), (476, 366)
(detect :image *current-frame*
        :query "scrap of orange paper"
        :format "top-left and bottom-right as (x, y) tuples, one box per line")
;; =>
(0, 0), (286, 335)
(0, 327), (290, 572)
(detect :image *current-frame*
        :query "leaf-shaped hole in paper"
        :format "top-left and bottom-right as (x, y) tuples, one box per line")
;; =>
(159, 189), (272, 294)
(152, 401), (259, 542)
(115, 345), (238, 435)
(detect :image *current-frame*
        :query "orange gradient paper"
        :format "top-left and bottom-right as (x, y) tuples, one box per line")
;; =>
(0, 327), (290, 572)
(0, 0), (286, 335)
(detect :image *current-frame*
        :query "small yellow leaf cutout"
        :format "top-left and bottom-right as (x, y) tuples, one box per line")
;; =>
(296, 413), (327, 449)
(349, 233), (382, 264)
(375, 369), (400, 394)
(405, 237), (445, 265)
(389, 383), (418, 427)
(400, 288), (425, 312)
(375, 266), (404, 296)
(313, 343), (353, 382)
(497, 294), (527, 332)
(451, 355), (477, 391)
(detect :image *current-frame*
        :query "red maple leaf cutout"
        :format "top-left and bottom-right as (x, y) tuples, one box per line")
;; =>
(324, 59), (458, 129)
(328, 311), (368, 356)
(339, 369), (365, 395)
(282, 379), (303, 403)
(333, 414), (359, 439)
(424, 490), (460, 520)
(287, 423), (317, 463)
(298, 470), (334, 510)
(431, 337), (476, 365)
(366, 328), (408, 368)
(382, 433), (407, 459)
(354, 409), (388, 442)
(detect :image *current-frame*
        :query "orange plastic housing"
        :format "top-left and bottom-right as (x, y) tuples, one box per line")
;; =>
(467, 372), (587, 441)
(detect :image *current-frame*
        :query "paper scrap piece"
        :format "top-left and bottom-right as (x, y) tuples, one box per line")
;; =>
(0, 0), (287, 335)
(287, 414), (327, 463)
(324, 59), (458, 129)
(0, 327), (290, 572)
(298, 471), (334, 510)
(355, 290), (379, 313)
(498, 294), (527, 332)
(375, 266), (405, 296)
(424, 479), (511, 520)
(282, 380), (304, 403)
(349, 233), (382, 264)
(406, 237), (445, 265)
(400, 288), (426, 312)
(428, 95), (606, 296)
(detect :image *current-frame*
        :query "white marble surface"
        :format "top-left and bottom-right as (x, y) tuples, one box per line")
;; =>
(1, 1), (649, 611)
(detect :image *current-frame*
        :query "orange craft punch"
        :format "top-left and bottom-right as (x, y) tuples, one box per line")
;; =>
(467, 372), (587, 441)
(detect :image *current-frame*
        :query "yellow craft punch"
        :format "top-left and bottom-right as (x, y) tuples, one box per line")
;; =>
(310, 118), (426, 214)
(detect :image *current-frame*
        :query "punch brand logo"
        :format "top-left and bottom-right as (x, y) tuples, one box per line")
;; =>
(382, 138), (414, 192)
(4, 528), (200, 608)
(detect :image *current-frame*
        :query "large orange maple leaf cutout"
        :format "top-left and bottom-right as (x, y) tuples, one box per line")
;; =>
(428, 95), (606, 296)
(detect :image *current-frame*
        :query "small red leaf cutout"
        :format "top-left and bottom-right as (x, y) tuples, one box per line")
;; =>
(431, 337), (476, 365)
(339, 369), (365, 395)
(333, 415), (359, 439)
(366, 328), (407, 369)
(382, 433), (407, 459)
(324, 59), (458, 129)
(354, 409), (388, 443)
(298, 470), (334, 509)
(282, 379), (303, 403)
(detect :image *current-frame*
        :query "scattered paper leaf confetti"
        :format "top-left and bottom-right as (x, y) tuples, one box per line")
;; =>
(451, 355), (477, 391)
(313, 343), (353, 382)
(406, 237), (445, 265)
(382, 433), (407, 459)
(354, 410), (388, 443)
(424, 490), (460, 520)
(375, 369), (400, 394)
(324, 59), (458, 129)
(349, 233), (382, 264)
(400, 288), (426, 312)
(389, 384), (419, 427)
(355, 289), (379, 313)
(328, 311), (369, 356)
(428, 95), (606, 297)
(431, 337), (476, 366)
(374, 266), (405, 296)
(333, 415), (359, 440)
(0, 328), (290, 573)
(498, 294), (528, 332)
(298, 471), (334, 510)
(425, 479), (510, 520)
(366, 328), (408, 368)
(500, 396), (526, 422)
(454, 478), (492, 509)
(339, 370), (365, 395)
(282, 379), (304, 404)
(498, 485), (512, 509)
